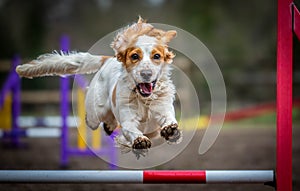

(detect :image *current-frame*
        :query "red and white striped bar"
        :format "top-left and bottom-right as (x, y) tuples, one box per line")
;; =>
(0, 170), (274, 185)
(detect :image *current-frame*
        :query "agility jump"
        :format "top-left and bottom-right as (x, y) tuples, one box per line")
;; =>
(0, 170), (274, 185)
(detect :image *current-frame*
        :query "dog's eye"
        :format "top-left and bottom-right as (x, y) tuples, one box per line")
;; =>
(153, 54), (161, 60)
(131, 53), (139, 60)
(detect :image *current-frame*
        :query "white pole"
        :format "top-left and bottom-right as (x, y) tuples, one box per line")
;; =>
(0, 170), (274, 185)
(205, 170), (274, 184)
(0, 171), (143, 183)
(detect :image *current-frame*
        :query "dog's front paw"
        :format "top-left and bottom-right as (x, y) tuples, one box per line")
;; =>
(160, 123), (182, 144)
(132, 136), (151, 149)
(132, 136), (151, 159)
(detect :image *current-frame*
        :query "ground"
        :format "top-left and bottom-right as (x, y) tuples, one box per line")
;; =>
(0, 126), (299, 191)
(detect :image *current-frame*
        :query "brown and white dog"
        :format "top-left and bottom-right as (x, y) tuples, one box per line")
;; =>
(16, 17), (182, 156)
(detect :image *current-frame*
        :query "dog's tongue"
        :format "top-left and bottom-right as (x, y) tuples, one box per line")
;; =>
(139, 83), (153, 94)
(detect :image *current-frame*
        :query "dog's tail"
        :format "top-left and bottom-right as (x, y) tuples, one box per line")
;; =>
(16, 51), (112, 78)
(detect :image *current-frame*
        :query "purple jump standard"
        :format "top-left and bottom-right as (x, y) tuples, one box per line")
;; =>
(59, 35), (117, 169)
(0, 55), (21, 147)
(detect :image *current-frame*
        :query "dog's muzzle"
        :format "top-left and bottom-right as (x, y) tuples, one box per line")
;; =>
(136, 80), (157, 97)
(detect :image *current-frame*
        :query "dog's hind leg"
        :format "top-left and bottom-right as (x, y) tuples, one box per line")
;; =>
(101, 110), (118, 135)
(102, 123), (112, 135)
(85, 71), (109, 130)
(85, 109), (118, 135)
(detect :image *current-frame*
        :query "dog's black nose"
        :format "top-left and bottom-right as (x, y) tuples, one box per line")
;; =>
(140, 69), (152, 81)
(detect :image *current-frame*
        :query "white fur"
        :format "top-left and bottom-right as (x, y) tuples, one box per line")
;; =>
(16, 18), (180, 154)
(16, 52), (105, 78)
(85, 54), (178, 149)
(130, 35), (162, 85)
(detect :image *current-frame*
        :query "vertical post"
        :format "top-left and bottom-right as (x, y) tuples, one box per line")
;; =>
(277, 0), (293, 190)
(1, 93), (12, 130)
(11, 55), (21, 147)
(60, 35), (70, 168)
(294, 5), (300, 40)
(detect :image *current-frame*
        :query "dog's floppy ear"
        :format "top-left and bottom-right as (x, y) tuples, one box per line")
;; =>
(162, 30), (177, 44)
(165, 50), (175, 64)
(116, 52), (126, 64)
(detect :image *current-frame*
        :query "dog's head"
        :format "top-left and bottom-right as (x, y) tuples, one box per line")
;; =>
(111, 17), (176, 97)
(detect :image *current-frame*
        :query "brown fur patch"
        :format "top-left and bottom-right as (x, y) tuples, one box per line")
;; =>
(151, 45), (165, 65)
(116, 52), (125, 63)
(121, 47), (143, 71)
(118, 45), (174, 66)
(165, 50), (175, 64)
(152, 45), (175, 64)
(101, 56), (112, 63)
(111, 20), (153, 53)
(112, 84), (117, 108)
(113, 18), (177, 67)
(161, 30), (177, 44)
(111, 17), (177, 56)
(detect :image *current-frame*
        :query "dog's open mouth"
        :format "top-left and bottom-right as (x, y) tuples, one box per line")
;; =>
(136, 80), (156, 97)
